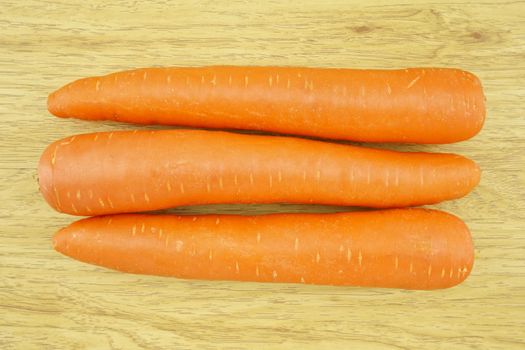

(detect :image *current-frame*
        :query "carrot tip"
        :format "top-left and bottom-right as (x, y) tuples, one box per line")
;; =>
(47, 91), (56, 115)
(38, 142), (56, 210)
(53, 228), (67, 253)
(47, 88), (68, 118)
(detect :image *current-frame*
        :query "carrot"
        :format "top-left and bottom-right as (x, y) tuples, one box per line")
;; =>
(53, 209), (474, 290)
(38, 129), (480, 216)
(47, 66), (485, 144)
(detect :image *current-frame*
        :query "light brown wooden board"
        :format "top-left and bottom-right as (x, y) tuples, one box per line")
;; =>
(1, 1), (524, 348)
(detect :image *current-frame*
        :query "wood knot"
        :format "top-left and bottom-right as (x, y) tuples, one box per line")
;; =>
(470, 31), (485, 42)
(352, 25), (372, 34)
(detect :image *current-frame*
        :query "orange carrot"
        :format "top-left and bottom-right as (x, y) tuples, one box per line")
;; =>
(47, 66), (485, 144)
(38, 129), (480, 216)
(53, 209), (474, 290)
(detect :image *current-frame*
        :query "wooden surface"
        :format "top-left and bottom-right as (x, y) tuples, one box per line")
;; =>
(1, 1), (524, 348)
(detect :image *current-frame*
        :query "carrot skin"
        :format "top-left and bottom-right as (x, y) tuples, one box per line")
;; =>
(53, 209), (474, 290)
(47, 66), (486, 144)
(38, 129), (480, 216)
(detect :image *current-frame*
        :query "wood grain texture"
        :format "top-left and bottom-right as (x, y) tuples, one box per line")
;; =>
(1, 0), (524, 348)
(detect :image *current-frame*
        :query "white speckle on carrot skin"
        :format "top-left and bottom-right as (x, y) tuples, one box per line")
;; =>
(144, 193), (150, 203)
(71, 203), (78, 213)
(50, 145), (59, 166)
(316, 252), (321, 263)
(249, 172), (254, 185)
(256, 232), (261, 244)
(256, 265), (260, 277)
(66, 191), (71, 199)
(86, 206), (92, 213)
(209, 250), (213, 261)
(167, 181), (172, 191)
(143, 72), (147, 80)
(276, 74), (279, 84)
(228, 75), (232, 86)
(211, 75), (216, 86)
(272, 270), (278, 279)
(462, 266), (468, 277)
(339, 245), (344, 252)
(244, 76), (248, 87)
(175, 240), (184, 252)
(98, 198), (105, 208)
(294, 238), (299, 251)
(386, 83), (392, 94)
(192, 216), (197, 222)
(407, 75), (421, 89)
(167, 75), (171, 83)
(96, 80), (100, 91)
(316, 170), (321, 181)
(180, 183), (185, 194)
(358, 251), (363, 266)
(428, 265), (432, 277)
(300, 276), (305, 283)
(130, 194), (136, 203)
(409, 262), (414, 273)
(287, 78), (291, 89)
(53, 186), (61, 209)
(347, 248), (352, 263)
(60, 136), (76, 146)
(165, 236), (170, 247)
(268, 76), (273, 86)
(441, 268), (446, 278)
(76, 190), (81, 200)
(132, 225), (137, 236)
(395, 256), (399, 270)
(108, 132), (113, 140)
(107, 197), (114, 208)
(206, 182), (211, 193)
(215, 218), (220, 225)
(219, 177), (224, 190)
(158, 229), (163, 239)
(141, 223), (145, 233)
(235, 261), (240, 273)
(94, 134), (98, 141)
